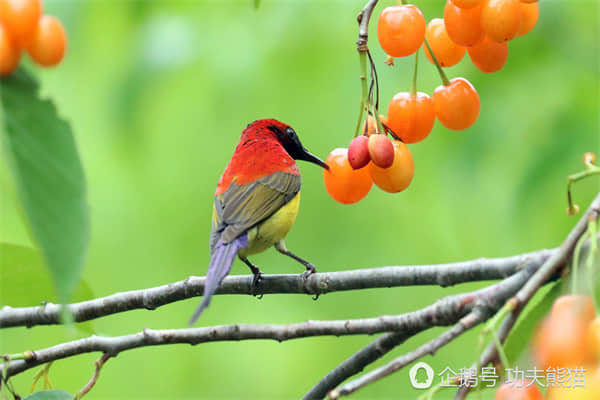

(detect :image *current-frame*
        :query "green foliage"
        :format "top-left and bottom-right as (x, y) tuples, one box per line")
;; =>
(23, 390), (73, 400)
(0, 243), (95, 333)
(504, 281), (563, 365)
(0, 68), (89, 305)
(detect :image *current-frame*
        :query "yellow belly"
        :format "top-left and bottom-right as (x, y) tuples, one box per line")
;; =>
(238, 192), (300, 257)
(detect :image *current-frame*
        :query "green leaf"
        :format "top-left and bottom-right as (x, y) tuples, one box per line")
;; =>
(0, 68), (89, 304)
(23, 390), (73, 400)
(504, 280), (563, 365)
(0, 243), (96, 333)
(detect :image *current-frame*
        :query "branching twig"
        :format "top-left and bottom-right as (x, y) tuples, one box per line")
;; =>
(74, 354), (110, 400)
(0, 250), (552, 329)
(329, 310), (486, 399)
(454, 192), (600, 400)
(356, 0), (378, 51)
(303, 263), (540, 399)
(1, 265), (540, 379)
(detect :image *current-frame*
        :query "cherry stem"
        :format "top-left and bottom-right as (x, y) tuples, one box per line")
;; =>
(567, 165), (600, 213)
(410, 50), (419, 97)
(354, 51), (369, 138)
(424, 38), (450, 86)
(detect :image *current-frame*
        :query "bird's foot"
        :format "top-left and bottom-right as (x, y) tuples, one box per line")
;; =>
(301, 264), (320, 300)
(251, 271), (264, 299)
(301, 263), (317, 280)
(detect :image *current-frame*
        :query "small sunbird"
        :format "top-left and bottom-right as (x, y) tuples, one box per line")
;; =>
(189, 119), (328, 324)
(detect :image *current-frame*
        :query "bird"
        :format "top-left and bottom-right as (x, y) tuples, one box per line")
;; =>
(188, 118), (329, 325)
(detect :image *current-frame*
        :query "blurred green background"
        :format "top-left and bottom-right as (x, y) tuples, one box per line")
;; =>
(1, 0), (599, 399)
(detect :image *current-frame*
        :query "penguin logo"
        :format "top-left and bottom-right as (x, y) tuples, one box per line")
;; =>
(409, 362), (434, 389)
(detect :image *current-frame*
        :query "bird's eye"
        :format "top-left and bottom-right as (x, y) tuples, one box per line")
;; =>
(286, 127), (296, 138)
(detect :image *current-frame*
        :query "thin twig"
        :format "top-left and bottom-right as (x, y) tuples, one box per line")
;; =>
(0, 250), (552, 329)
(329, 310), (486, 399)
(74, 354), (110, 400)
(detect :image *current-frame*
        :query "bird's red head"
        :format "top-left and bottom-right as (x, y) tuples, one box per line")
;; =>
(242, 119), (328, 169)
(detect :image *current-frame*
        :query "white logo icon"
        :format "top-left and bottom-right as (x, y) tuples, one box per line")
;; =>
(409, 362), (434, 389)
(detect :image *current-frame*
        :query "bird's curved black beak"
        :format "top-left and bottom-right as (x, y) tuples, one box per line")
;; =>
(299, 148), (329, 170)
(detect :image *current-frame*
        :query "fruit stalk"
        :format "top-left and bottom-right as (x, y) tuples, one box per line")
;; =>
(354, 0), (382, 138)
(424, 38), (450, 86)
(410, 50), (419, 97)
(355, 51), (369, 138)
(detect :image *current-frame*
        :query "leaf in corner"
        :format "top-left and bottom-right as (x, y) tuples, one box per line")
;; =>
(0, 243), (96, 333)
(0, 68), (90, 305)
(23, 390), (73, 400)
(504, 280), (563, 365)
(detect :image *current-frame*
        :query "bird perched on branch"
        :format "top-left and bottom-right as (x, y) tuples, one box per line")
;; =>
(189, 119), (328, 324)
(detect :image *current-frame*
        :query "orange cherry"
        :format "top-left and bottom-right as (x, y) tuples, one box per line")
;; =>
(377, 5), (426, 58)
(450, 0), (481, 8)
(387, 92), (435, 144)
(444, 1), (484, 47)
(467, 36), (508, 73)
(481, 0), (522, 42)
(424, 18), (465, 67)
(517, 2), (539, 37)
(0, 0), (42, 47)
(0, 24), (20, 76)
(432, 77), (480, 130)
(369, 140), (414, 193)
(323, 148), (372, 204)
(26, 15), (67, 66)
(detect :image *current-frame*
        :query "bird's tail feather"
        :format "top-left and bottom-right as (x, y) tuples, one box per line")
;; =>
(188, 234), (248, 325)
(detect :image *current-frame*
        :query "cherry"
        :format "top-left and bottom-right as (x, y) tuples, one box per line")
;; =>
(432, 77), (480, 130)
(368, 134), (394, 169)
(444, 1), (484, 47)
(377, 5), (426, 58)
(467, 36), (508, 73)
(424, 18), (465, 67)
(323, 148), (372, 204)
(387, 92), (435, 144)
(348, 136), (370, 170)
(481, 0), (522, 43)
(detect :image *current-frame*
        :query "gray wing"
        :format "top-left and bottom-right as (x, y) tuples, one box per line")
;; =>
(210, 171), (301, 254)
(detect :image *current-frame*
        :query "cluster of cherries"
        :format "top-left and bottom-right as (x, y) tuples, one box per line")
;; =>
(0, 0), (67, 76)
(324, 116), (414, 204)
(495, 294), (600, 399)
(323, 0), (540, 204)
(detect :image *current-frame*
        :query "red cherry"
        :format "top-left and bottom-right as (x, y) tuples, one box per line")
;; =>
(348, 136), (370, 170)
(368, 134), (394, 168)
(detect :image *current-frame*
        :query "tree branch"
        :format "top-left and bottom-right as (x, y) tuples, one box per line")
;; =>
(0, 249), (552, 329)
(329, 310), (486, 399)
(1, 264), (539, 379)
(304, 267), (536, 399)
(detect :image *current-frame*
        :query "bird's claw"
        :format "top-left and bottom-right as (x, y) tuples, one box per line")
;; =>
(301, 264), (317, 281)
(251, 272), (264, 299)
